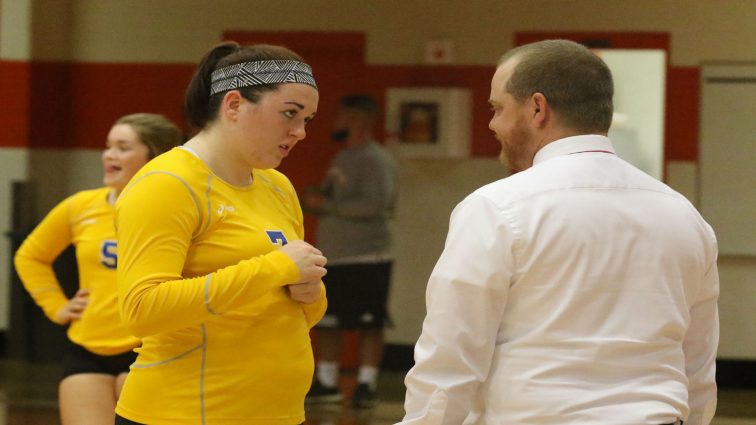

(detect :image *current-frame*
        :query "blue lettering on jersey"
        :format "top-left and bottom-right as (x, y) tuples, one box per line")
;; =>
(100, 240), (117, 269)
(265, 230), (288, 246)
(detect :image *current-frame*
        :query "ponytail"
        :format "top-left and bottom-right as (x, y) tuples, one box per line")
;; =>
(184, 41), (240, 130)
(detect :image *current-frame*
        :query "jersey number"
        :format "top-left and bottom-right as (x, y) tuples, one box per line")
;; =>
(266, 230), (288, 246)
(100, 240), (117, 269)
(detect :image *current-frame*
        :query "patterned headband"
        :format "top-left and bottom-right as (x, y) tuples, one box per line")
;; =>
(209, 60), (317, 95)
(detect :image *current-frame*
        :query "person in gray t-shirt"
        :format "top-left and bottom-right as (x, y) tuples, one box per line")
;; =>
(302, 94), (397, 408)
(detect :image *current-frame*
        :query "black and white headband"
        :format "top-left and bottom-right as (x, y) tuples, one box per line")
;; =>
(209, 60), (317, 95)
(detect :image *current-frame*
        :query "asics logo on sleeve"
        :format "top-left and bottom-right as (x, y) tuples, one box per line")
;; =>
(266, 230), (288, 246)
(100, 240), (117, 269)
(217, 204), (236, 216)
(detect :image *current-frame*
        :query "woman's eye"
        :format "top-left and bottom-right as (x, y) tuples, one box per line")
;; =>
(283, 110), (297, 118)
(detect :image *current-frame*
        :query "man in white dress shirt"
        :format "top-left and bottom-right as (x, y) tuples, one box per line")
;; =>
(399, 39), (719, 425)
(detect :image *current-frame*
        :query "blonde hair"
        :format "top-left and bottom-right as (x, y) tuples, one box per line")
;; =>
(115, 113), (184, 158)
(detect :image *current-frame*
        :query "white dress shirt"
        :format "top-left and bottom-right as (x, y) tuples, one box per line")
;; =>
(399, 135), (719, 425)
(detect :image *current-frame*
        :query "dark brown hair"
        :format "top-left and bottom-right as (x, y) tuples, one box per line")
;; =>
(340, 94), (378, 119)
(184, 41), (307, 130)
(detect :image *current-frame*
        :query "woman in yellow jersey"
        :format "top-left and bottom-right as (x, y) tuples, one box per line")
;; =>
(114, 42), (328, 425)
(14, 113), (183, 425)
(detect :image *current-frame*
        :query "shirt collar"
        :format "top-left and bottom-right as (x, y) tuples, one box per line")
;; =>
(532, 135), (615, 166)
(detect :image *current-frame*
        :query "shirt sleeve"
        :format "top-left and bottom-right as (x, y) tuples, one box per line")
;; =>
(285, 175), (328, 327)
(323, 157), (394, 219)
(400, 194), (516, 425)
(683, 249), (719, 425)
(13, 196), (75, 324)
(300, 283), (327, 328)
(116, 172), (301, 338)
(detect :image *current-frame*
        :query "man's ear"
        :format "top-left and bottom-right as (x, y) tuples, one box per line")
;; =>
(531, 92), (548, 128)
(221, 90), (243, 122)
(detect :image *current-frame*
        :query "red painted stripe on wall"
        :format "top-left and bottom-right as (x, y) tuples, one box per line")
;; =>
(0, 61), (31, 147)
(2, 61), (195, 149)
(28, 62), (76, 148)
(665, 67), (699, 161)
(6, 59), (700, 161)
(515, 32), (671, 51)
(28, 61), (195, 149)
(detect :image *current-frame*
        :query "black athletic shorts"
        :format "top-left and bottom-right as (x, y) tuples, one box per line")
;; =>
(115, 415), (144, 425)
(316, 261), (393, 330)
(62, 340), (137, 379)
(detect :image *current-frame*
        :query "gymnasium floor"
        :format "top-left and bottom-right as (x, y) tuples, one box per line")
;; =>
(0, 359), (754, 425)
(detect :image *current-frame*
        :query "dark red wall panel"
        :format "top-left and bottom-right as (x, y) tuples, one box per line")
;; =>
(29, 62), (194, 150)
(515, 31), (670, 52)
(665, 67), (700, 161)
(0, 61), (31, 147)
(3, 31), (702, 166)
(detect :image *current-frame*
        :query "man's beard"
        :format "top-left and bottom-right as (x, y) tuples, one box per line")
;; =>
(498, 123), (532, 173)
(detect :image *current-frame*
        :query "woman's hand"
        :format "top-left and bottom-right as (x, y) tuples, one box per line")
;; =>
(54, 288), (90, 325)
(286, 280), (322, 304)
(278, 240), (327, 283)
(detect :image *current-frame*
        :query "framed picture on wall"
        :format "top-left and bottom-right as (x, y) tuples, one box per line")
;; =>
(385, 88), (471, 158)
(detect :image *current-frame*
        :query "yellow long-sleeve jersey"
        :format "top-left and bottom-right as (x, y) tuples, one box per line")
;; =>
(14, 187), (140, 356)
(115, 147), (327, 425)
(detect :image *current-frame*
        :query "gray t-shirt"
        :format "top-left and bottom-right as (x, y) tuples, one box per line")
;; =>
(316, 141), (396, 263)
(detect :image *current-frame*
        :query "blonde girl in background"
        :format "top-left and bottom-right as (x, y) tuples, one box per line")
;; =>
(14, 113), (183, 425)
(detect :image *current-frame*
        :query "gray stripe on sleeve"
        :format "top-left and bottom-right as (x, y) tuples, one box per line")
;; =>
(204, 274), (221, 316)
(124, 171), (205, 239)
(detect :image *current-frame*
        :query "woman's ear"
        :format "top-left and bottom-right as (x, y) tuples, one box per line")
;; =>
(221, 90), (243, 122)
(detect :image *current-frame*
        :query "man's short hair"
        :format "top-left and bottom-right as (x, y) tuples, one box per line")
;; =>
(340, 94), (378, 117)
(498, 39), (614, 133)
